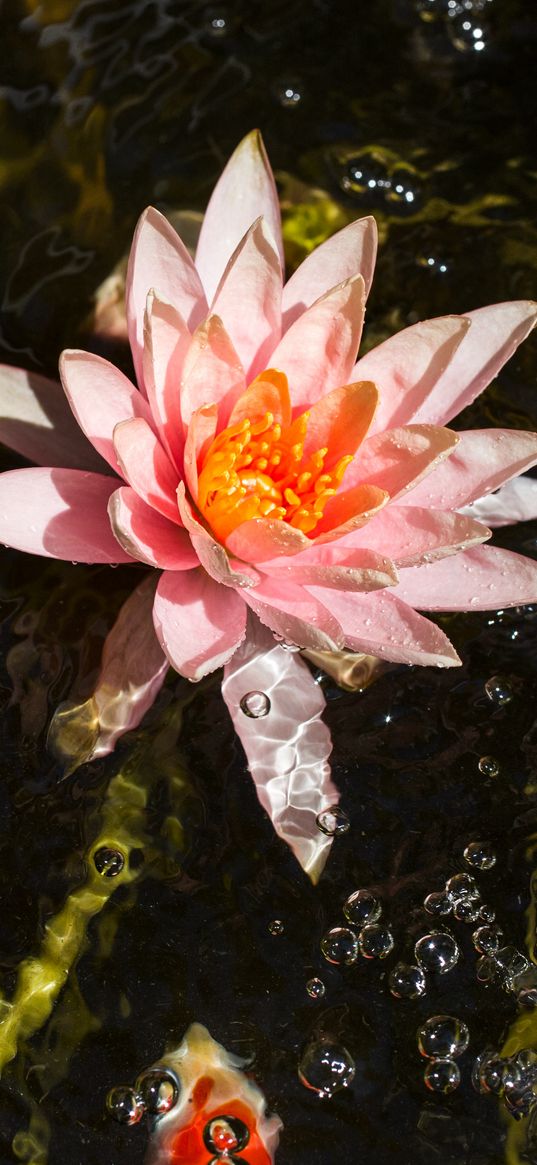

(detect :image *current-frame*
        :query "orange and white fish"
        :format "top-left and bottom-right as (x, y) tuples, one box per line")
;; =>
(147, 1023), (282, 1164)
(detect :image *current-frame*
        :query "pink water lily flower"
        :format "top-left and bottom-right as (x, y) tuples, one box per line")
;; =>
(1, 130), (537, 877)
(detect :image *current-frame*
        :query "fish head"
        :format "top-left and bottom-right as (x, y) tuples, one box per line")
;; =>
(147, 1023), (282, 1164)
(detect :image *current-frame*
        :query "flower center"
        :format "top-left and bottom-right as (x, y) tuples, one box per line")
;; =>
(197, 408), (353, 543)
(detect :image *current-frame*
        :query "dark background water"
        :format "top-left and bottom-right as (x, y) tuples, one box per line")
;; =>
(0, 1), (537, 1163)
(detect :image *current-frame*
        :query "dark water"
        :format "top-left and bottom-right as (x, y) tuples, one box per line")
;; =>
(1, 1), (537, 1162)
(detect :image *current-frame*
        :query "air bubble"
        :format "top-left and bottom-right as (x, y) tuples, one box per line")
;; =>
(463, 841), (496, 870)
(478, 755), (500, 778)
(306, 977), (326, 1000)
(414, 932), (460, 974)
(472, 924), (503, 955)
(446, 873), (479, 900)
(417, 1015), (470, 1059)
(93, 847), (125, 877)
(424, 1058), (461, 1093)
(240, 691), (271, 718)
(316, 806), (350, 836)
(135, 1068), (179, 1115)
(321, 926), (359, 965)
(268, 920), (284, 936)
(106, 1085), (144, 1125)
(343, 889), (382, 926)
(484, 675), (514, 705)
(389, 963), (427, 999)
(424, 891), (452, 916)
(203, 1115), (249, 1154)
(359, 923), (394, 960)
(298, 1037), (356, 1098)
(453, 898), (480, 923)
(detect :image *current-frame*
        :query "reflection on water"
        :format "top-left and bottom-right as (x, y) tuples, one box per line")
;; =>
(0, 0), (536, 1162)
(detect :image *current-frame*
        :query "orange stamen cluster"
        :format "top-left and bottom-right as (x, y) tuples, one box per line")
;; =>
(197, 409), (352, 543)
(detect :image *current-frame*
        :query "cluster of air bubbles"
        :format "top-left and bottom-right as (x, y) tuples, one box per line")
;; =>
(424, 868), (493, 925)
(273, 77), (303, 107)
(203, 1115), (250, 1156)
(414, 0), (494, 53)
(106, 1067), (179, 1126)
(417, 1015), (469, 1093)
(475, 944), (531, 995)
(338, 153), (420, 213)
(204, 7), (236, 37)
(240, 690), (271, 718)
(484, 674), (514, 706)
(473, 1048), (537, 1120)
(416, 254), (449, 276)
(93, 846), (125, 878)
(321, 890), (394, 968)
(316, 806), (350, 836)
(298, 1036), (356, 1098)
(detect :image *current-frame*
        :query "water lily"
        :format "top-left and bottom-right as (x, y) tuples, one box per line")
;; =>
(1, 129), (537, 878)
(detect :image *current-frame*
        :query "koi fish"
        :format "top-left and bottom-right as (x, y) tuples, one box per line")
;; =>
(147, 1023), (282, 1164)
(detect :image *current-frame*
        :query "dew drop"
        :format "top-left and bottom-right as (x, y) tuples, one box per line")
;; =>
(359, 923), (394, 960)
(417, 1015), (470, 1059)
(343, 889), (382, 926)
(298, 1036), (356, 1098)
(463, 841), (496, 870)
(306, 977), (326, 1000)
(240, 690), (271, 718)
(321, 926), (359, 965)
(484, 674), (514, 706)
(478, 755), (500, 778)
(93, 846), (125, 877)
(389, 962), (427, 999)
(316, 806), (350, 836)
(106, 1085), (145, 1125)
(424, 1058), (460, 1094)
(134, 1068), (179, 1115)
(414, 931), (460, 974)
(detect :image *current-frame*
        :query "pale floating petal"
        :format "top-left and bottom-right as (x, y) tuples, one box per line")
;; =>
(391, 545), (537, 611)
(242, 576), (344, 651)
(404, 429), (537, 510)
(180, 316), (245, 430)
(222, 618), (338, 882)
(269, 276), (365, 412)
(461, 476), (537, 527)
(0, 364), (106, 472)
(301, 647), (392, 691)
(353, 316), (470, 435)
(109, 487), (198, 569)
(59, 349), (152, 476)
(282, 216), (377, 330)
(306, 586), (462, 667)
(342, 424), (459, 498)
(47, 574), (169, 775)
(195, 130), (283, 302)
(211, 218), (282, 380)
(113, 417), (180, 524)
(0, 468), (132, 562)
(302, 380), (378, 466)
(153, 568), (247, 680)
(342, 504), (490, 566)
(142, 291), (192, 467)
(183, 403), (218, 501)
(126, 206), (207, 389)
(177, 482), (258, 587)
(226, 517), (310, 562)
(262, 543), (398, 591)
(412, 300), (537, 426)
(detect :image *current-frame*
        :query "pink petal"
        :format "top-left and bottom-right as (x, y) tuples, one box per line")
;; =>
(227, 369), (292, 429)
(0, 364), (106, 472)
(261, 543), (398, 591)
(461, 476), (537, 528)
(269, 276), (365, 413)
(222, 617), (338, 882)
(404, 429), (537, 510)
(183, 403), (218, 501)
(211, 218), (282, 380)
(391, 545), (537, 611)
(126, 206), (207, 390)
(142, 291), (192, 467)
(353, 316), (470, 435)
(177, 482), (258, 587)
(282, 216), (377, 331)
(180, 316), (245, 430)
(195, 130), (283, 303)
(113, 417), (180, 524)
(109, 487), (198, 569)
(47, 574), (169, 773)
(412, 300), (537, 426)
(306, 587), (461, 667)
(0, 468), (132, 562)
(312, 483), (389, 542)
(153, 568), (247, 679)
(60, 349), (152, 476)
(241, 576), (344, 651)
(342, 504), (490, 566)
(343, 424), (459, 498)
(226, 517), (310, 562)
(302, 380), (378, 465)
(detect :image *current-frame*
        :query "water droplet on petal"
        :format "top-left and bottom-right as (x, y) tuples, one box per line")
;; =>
(417, 1015), (470, 1059)
(298, 1037), (356, 1098)
(106, 1085), (145, 1125)
(389, 963), (427, 999)
(316, 806), (350, 836)
(343, 889), (382, 925)
(240, 691), (271, 718)
(135, 1068), (179, 1115)
(463, 841), (496, 870)
(414, 932), (460, 974)
(94, 847), (125, 877)
(424, 1058), (460, 1093)
(321, 926), (359, 965)
(306, 977), (326, 1000)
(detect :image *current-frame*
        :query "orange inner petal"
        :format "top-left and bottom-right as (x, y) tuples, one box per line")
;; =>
(197, 371), (373, 543)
